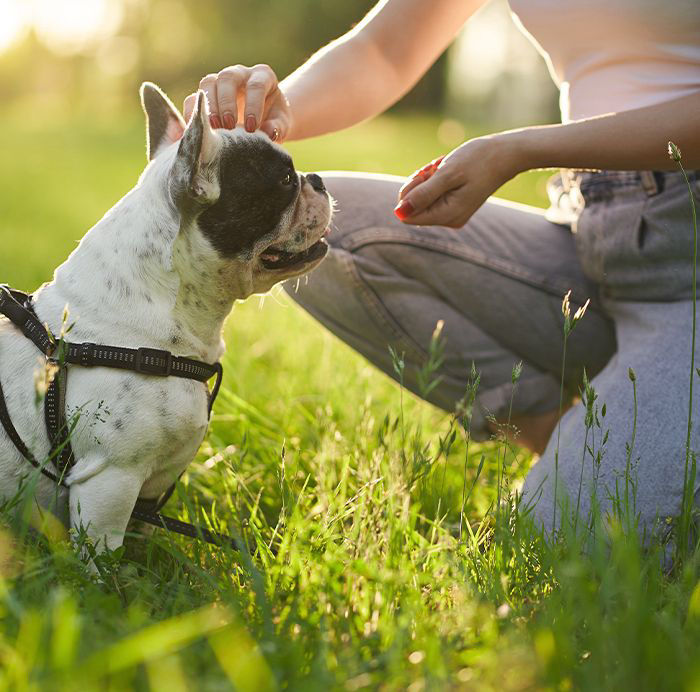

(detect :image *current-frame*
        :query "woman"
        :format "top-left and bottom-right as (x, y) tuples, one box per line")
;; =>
(185, 0), (700, 537)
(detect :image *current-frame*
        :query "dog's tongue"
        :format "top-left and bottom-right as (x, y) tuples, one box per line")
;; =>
(261, 252), (280, 261)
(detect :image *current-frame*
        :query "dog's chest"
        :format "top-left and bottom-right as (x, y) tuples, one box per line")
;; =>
(64, 365), (211, 497)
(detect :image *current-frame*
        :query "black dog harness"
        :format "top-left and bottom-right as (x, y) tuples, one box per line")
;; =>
(0, 284), (237, 549)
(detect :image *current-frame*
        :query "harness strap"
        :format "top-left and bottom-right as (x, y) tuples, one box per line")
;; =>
(0, 286), (222, 385)
(0, 376), (63, 484)
(0, 284), (234, 551)
(45, 366), (74, 472)
(130, 506), (239, 549)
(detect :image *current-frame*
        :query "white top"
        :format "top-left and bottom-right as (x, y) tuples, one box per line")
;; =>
(507, 0), (700, 122)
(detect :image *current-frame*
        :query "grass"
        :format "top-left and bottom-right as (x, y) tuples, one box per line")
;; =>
(0, 113), (699, 690)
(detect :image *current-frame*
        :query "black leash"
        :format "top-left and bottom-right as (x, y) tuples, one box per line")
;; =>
(0, 284), (237, 550)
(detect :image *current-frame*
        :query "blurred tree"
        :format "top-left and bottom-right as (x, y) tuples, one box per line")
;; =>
(0, 0), (448, 116)
(132, 0), (447, 112)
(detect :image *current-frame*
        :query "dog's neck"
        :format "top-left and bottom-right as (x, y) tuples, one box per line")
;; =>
(36, 167), (240, 363)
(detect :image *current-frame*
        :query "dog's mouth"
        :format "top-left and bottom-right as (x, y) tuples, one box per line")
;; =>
(260, 237), (329, 271)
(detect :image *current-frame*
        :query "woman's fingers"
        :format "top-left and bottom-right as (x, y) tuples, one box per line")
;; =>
(395, 137), (519, 228)
(198, 74), (220, 128)
(244, 65), (278, 132)
(398, 156), (444, 200)
(405, 197), (472, 228)
(395, 166), (455, 219)
(260, 117), (285, 142)
(215, 66), (247, 129)
(398, 172), (430, 200)
(185, 64), (291, 141)
(183, 93), (197, 123)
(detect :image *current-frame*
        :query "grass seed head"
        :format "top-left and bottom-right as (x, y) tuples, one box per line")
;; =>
(34, 356), (59, 401)
(573, 299), (590, 324)
(561, 290), (571, 319)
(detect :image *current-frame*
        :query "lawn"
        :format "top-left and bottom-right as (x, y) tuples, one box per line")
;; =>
(0, 112), (699, 691)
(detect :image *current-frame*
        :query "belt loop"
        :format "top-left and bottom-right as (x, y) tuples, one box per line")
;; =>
(560, 168), (572, 193)
(640, 170), (659, 197)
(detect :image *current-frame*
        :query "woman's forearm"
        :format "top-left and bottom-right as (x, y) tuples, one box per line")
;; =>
(505, 92), (700, 174)
(395, 91), (699, 227)
(281, 0), (482, 141)
(280, 33), (403, 141)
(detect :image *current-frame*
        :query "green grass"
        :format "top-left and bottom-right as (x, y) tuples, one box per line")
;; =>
(1, 114), (699, 690)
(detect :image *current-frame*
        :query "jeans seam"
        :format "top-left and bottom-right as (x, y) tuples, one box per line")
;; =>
(340, 226), (593, 302)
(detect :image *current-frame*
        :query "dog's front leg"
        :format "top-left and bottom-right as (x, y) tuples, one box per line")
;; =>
(69, 460), (144, 555)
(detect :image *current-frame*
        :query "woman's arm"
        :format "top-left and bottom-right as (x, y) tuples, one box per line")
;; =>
(398, 92), (700, 226)
(513, 92), (700, 172)
(281, 0), (482, 140)
(185, 0), (483, 142)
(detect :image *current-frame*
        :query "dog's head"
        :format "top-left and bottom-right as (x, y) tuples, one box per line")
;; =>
(140, 82), (331, 297)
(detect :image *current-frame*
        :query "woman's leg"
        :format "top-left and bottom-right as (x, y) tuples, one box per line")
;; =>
(285, 172), (616, 445)
(523, 169), (700, 539)
(523, 299), (700, 540)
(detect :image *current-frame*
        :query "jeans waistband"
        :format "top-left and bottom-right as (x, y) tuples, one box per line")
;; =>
(563, 169), (699, 202)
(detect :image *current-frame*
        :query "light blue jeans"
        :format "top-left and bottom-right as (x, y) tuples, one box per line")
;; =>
(286, 169), (700, 539)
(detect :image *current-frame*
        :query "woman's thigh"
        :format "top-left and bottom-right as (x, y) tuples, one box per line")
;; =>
(285, 172), (616, 439)
(523, 299), (700, 539)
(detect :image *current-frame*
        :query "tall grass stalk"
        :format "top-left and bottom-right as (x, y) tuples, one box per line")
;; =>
(574, 370), (594, 535)
(496, 362), (521, 527)
(669, 141), (699, 558)
(553, 292), (590, 533)
(625, 368), (638, 531)
(458, 364), (481, 541)
(552, 322), (567, 533)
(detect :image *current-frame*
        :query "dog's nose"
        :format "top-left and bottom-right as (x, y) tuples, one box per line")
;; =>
(306, 173), (326, 193)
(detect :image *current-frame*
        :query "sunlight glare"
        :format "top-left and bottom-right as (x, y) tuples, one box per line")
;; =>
(32, 0), (123, 55)
(0, 0), (29, 54)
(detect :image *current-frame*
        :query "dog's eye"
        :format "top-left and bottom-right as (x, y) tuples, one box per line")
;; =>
(281, 171), (295, 186)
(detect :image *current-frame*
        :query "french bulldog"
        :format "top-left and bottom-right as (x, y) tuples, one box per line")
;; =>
(0, 83), (332, 554)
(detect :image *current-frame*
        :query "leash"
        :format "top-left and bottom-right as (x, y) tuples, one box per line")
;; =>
(0, 284), (237, 550)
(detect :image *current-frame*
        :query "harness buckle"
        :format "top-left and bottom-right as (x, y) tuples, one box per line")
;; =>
(135, 347), (172, 376)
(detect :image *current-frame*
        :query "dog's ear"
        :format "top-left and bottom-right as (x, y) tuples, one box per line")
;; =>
(140, 82), (186, 161)
(171, 90), (220, 203)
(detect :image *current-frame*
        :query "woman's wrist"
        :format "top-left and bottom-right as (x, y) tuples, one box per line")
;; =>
(495, 127), (546, 177)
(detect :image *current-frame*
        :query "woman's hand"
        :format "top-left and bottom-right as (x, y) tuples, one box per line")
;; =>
(394, 135), (523, 227)
(183, 64), (293, 142)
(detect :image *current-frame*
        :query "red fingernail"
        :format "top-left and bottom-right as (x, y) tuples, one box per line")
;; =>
(245, 115), (256, 132)
(210, 115), (222, 129)
(394, 200), (414, 220)
(223, 113), (235, 129)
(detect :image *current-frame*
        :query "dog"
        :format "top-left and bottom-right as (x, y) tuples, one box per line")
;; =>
(0, 83), (332, 554)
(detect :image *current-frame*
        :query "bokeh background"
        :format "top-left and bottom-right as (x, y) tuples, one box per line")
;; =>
(0, 0), (558, 123)
(1, 0), (560, 290)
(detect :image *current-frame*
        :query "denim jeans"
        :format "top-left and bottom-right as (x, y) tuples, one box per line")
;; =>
(285, 169), (700, 538)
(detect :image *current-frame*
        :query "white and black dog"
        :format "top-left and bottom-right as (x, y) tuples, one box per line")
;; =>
(0, 83), (331, 553)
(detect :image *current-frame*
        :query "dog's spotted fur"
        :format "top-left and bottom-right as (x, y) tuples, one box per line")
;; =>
(0, 83), (332, 556)
(199, 140), (299, 258)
